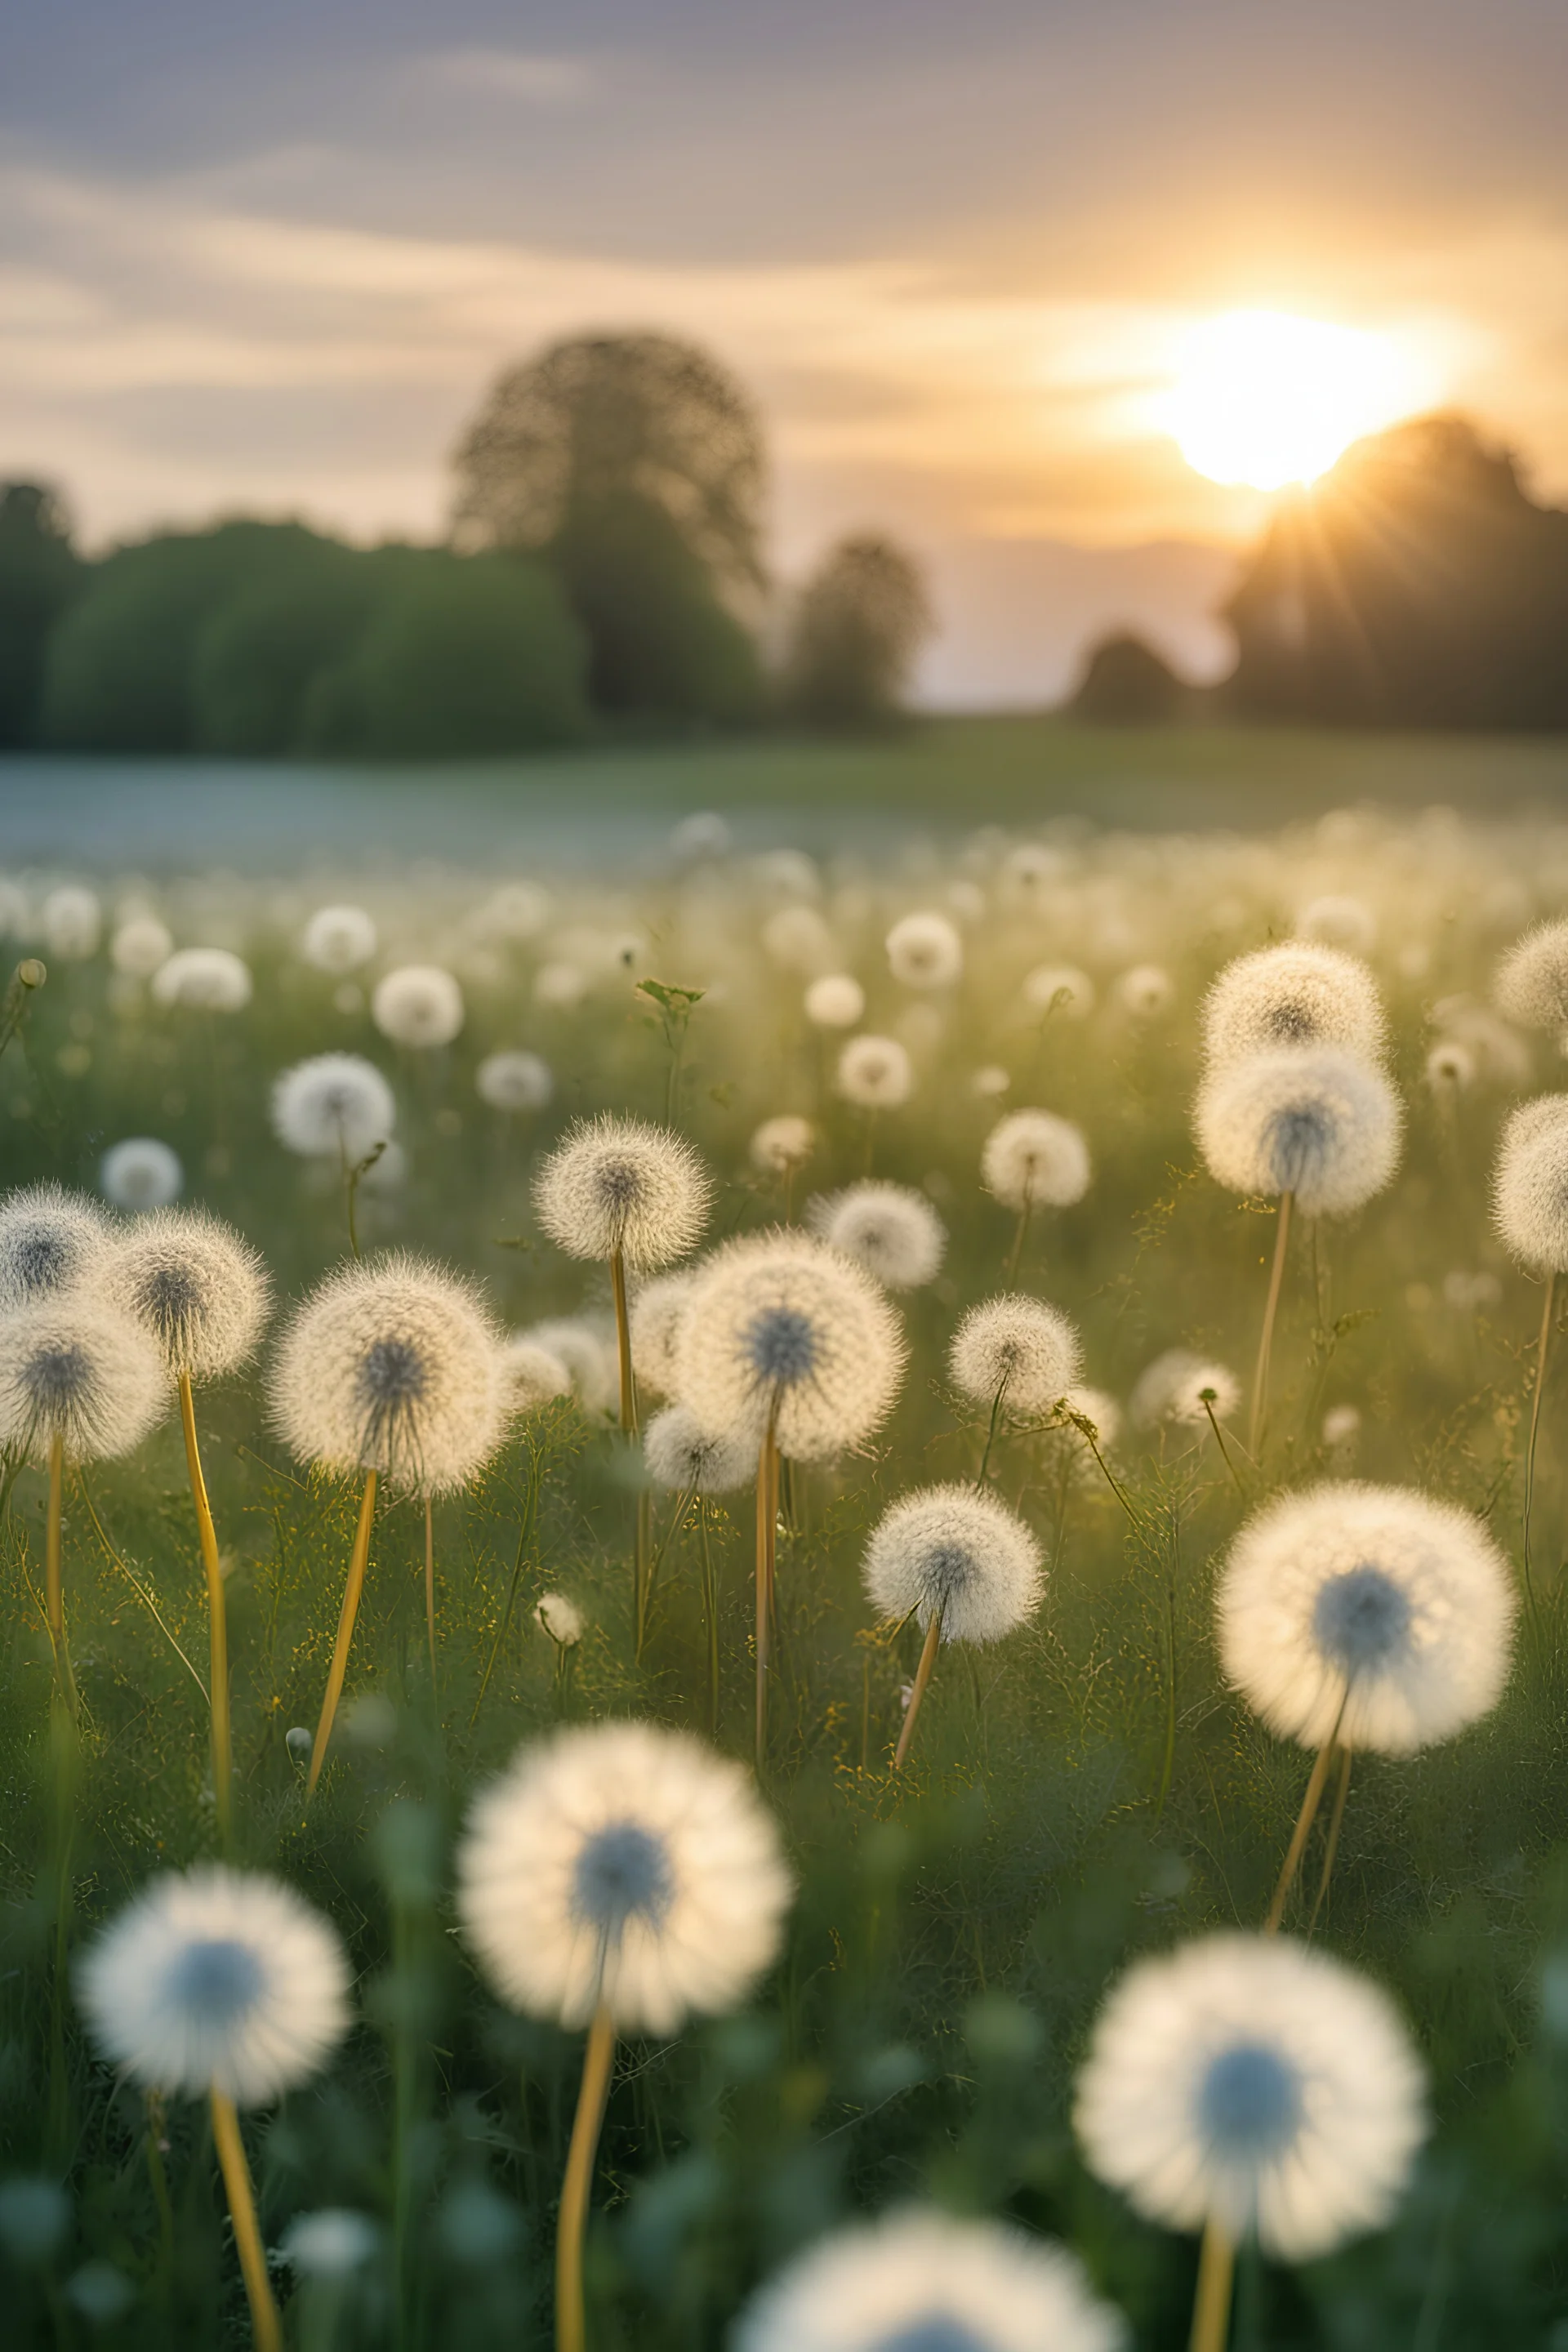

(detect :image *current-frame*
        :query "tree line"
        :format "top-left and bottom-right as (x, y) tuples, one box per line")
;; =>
(0, 333), (933, 758)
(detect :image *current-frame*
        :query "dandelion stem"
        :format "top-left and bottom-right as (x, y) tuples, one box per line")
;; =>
(44, 1431), (78, 1714)
(306, 1469), (377, 1800)
(423, 1491), (438, 1704)
(1248, 1188), (1294, 1458)
(471, 1446), (541, 1727)
(1263, 1699), (1347, 1934)
(611, 1247), (651, 1655)
(178, 1370), (232, 1847)
(1522, 1266), (1556, 1640)
(1188, 2218), (1236, 2352)
(1004, 1200), (1033, 1287)
(975, 1376), (1009, 1486)
(640, 1484), (696, 1662)
(699, 1503), (719, 1737)
(1201, 1394), (1248, 1497)
(1307, 1746), (1352, 1933)
(210, 2089), (283, 2352)
(555, 2002), (615, 2352)
(1155, 1549), (1178, 1821)
(755, 1405), (780, 1775)
(893, 1611), (942, 1770)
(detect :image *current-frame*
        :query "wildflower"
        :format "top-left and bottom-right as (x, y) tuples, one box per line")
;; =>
(535, 1116), (712, 1274)
(885, 911), (963, 988)
(301, 904), (377, 974)
(476, 1050), (553, 1112)
(100, 1138), (184, 1210)
(272, 1054), (395, 1164)
(1494, 1094), (1568, 1271)
(1201, 942), (1386, 1069)
(1022, 964), (1094, 1018)
(749, 1115), (816, 1174)
(1116, 964), (1174, 1017)
(808, 1181), (947, 1290)
(1297, 894), (1377, 954)
(949, 1294), (1081, 1419)
(1075, 1932), (1426, 2260)
(109, 915), (173, 977)
(1130, 1350), (1240, 1432)
(864, 1484), (1042, 1645)
(1218, 1481), (1515, 1756)
(41, 885), (101, 960)
(629, 1271), (702, 1398)
(643, 1404), (755, 1494)
(733, 2209), (1125, 2352)
(151, 947), (253, 1013)
(836, 1035), (913, 1108)
(804, 974), (866, 1028)
(0, 1183), (110, 1312)
(0, 1296), (164, 1465)
(503, 1335), (572, 1410)
(521, 1317), (618, 1417)
(100, 1207), (270, 1382)
(371, 964), (465, 1049)
(1196, 1046), (1401, 1216)
(534, 1592), (584, 1647)
(1495, 918), (1568, 1030)
(982, 1108), (1091, 1210)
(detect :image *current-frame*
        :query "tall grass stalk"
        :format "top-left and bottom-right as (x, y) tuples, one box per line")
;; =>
(177, 1370), (232, 1846)
(306, 1470), (379, 1798)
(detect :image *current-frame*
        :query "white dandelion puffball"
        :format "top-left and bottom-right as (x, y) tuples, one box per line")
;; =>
(1130, 1349), (1241, 1432)
(1322, 1402), (1362, 1448)
(750, 1115), (816, 1175)
(808, 1182), (947, 1290)
(270, 1252), (511, 1494)
(629, 1271), (702, 1398)
(281, 2210), (380, 2280)
(886, 910), (963, 989)
(42, 885), (101, 960)
(672, 811), (731, 862)
(522, 1318), (617, 1417)
(534, 1592), (584, 1646)
(733, 2208), (1126, 2352)
(109, 915), (173, 978)
(836, 1035), (914, 1109)
(77, 1867), (350, 2107)
(302, 903), (377, 975)
(1022, 963), (1094, 1018)
(863, 1484), (1043, 1644)
(762, 903), (835, 974)
(982, 1108), (1091, 1211)
(674, 1229), (906, 1462)
(0, 1183), (110, 1312)
(1075, 1931), (1427, 2261)
(1494, 920), (1568, 1031)
(1218, 1481), (1516, 1756)
(100, 1207), (270, 1381)
(150, 947), (253, 1013)
(1196, 1046), (1401, 1215)
(643, 1404), (756, 1494)
(457, 1720), (794, 2034)
(272, 1054), (395, 1164)
(1201, 942), (1387, 1070)
(502, 1335), (572, 1411)
(949, 1294), (1081, 1416)
(973, 1064), (1010, 1098)
(476, 1050), (553, 1113)
(0, 1297), (166, 1463)
(371, 964), (465, 1050)
(1298, 893), (1378, 955)
(534, 1114), (712, 1270)
(1494, 1094), (1568, 1271)
(1426, 1039), (1476, 1094)
(534, 960), (587, 1009)
(1049, 1386), (1125, 1482)
(472, 881), (550, 941)
(101, 1138), (184, 1211)
(804, 973), (866, 1029)
(1116, 963), (1174, 1018)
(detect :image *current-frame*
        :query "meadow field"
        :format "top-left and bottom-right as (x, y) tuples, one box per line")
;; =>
(6, 730), (1568, 2350)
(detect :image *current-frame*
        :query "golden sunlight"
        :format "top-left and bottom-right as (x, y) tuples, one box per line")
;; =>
(1164, 309), (1430, 492)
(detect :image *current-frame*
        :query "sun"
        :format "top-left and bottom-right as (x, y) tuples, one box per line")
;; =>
(1164, 309), (1424, 492)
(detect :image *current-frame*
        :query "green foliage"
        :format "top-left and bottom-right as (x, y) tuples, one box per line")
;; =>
(0, 483), (82, 749)
(189, 548), (380, 756)
(550, 492), (765, 728)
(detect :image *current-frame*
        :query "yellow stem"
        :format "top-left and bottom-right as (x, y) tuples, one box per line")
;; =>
(1523, 1266), (1556, 1635)
(210, 2091), (282, 2352)
(555, 2004), (615, 2352)
(755, 1412), (779, 1775)
(610, 1251), (638, 1436)
(46, 1430), (64, 1650)
(1263, 1709), (1345, 1935)
(893, 1612), (942, 1770)
(306, 1470), (377, 1799)
(424, 1491), (437, 1698)
(1248, 1189), (1294, 1458)
(179, 1371), (231, 1846)
(1307, 1746), (1353, 1933)
(1188, 2218), (1236, 2352)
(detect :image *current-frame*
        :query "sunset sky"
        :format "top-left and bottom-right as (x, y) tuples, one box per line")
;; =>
(7, 0), (1568, 700)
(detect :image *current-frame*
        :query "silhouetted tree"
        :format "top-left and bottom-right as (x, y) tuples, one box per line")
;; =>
(1067, 630), (1186, 723)
(0, 483), (82, 747)
(783, 535), (932, 728)
(452, 332), (766, 602)
(1225, 415), (1568, 728)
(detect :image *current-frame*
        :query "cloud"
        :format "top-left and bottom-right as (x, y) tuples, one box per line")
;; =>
(418, 49), (599, 105)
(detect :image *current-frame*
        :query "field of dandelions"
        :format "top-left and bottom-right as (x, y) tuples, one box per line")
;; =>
(8, 802), (1568, 2351)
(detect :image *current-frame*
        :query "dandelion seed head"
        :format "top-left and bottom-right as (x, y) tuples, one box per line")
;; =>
(972, 1065), (1010, 1098)
(281, 2211), (379, 2279)
(1494, 1094), (1568, 1271)
(1219, 1481), (1515, 1754)
(643, 1404), (755, 1493)
(1426, 1039), (1475, 1094)
(0, 1183), (110, 1312)
(100, 1207), (270, 1380)
(457, 1721), (792, 2034)
(1202, 942), (1387, 1069)
(371, 964), (465, 1050)
(629, 1272), (702, 1398)
(1495, 919), (1568, 1031)
(750, 1115), (816, 1174)
(503, 1336), (572, 1412)
(948, 1294), (1080, 1417)
(77, 1866), (350, 2107)
(733, 2208), (1125, 2352)
(521, 1317), (617, 1417)
(1130, 1350), (1240, 1432)
(472, 882), (550, 942)
(269, 1252), (510, 1494)
(301, 904), (377, 975)
(42, 886), (101, 960)
(982, 1110), (1091, 1211)
(762, 904), (835, 974)
(674, 1229), (906, 1462)
(863, 1484), (1043, 1645)
(1431, 995), (1531, 1087)
(1022, 964), (1094, 1019)
(804, 974), (866, 1029)
(836, 1035), (914, 1109)
(110, 915), (173, 978)
(535, 1115), (712, 1270)
(1116, 964), (1174, 1018)
(535, 960), (586, 1009)
(1297, 895), (1377, 955)
(476, 1050), (553, 1113)
(886, 911), (963, 990)
(1196, 1047), (1401, 1215)
(0, 1296), (165, 1462)
(1074, 1931), (1427, 2259)
(808, 1183), (947, 1290)
(150, 947), (252, 1013)
(100, 1138), (184, 1210)
(272, 1054), (395, 1163)
(534, 1592), (584, 1646)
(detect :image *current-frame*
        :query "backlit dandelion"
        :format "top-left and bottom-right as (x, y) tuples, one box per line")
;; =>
(644, 1405), (754, 1495)
(1495, 919), (1568, 1031)
(272, 1054), (395, 1164)
(372, 964), (465, 1049)
(473, 881), (550, 940)
(504, 1335), (572, 1411)
(808, 1181), (946, 1290)
(733, 2208), (1125, 2352)
(79, 1866), (351, 2352)
(982, 1108), (1091, 1212)
(1130, 1349), (1241, 1435)
(886, 910), (962, 988)
(100, 1137), (183, 1209)
(302, 904), (377, 974)
(629, 1271), (701, 1400)
(476, 1049), (553, 1112)
(1426, 1038), (1475, 1095)
(458, 1721), (791, 2352)
(863, 1485), (1043, 1766)
(1022, 963), (1094, 1019)
(836, 1034), (913, 1109)
(41, 885), (101, 960)
(535, 1592), (584, 1647)
(949, 1293), (1081, 1423)
(1298, 893), (1377, 954)
(109, 915), (173, 978)
(762, 903), (835, 973)
(804, 973), (866, 1029)
(1076, 1932), (1425, 2351)
(1201, 942), (1386, 1069)
(1493, 1094), (1568, 1590)
(536, 1116), (711, 1281)
(151, 947), (253, 1013)
(523, 1317), (617, 1418)
(0, 1183), (109, 1312)
(1116, 963), (1174, 1018)
(1046, 1385), (1125, 1491)
(749, 1114), (816, 1178)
